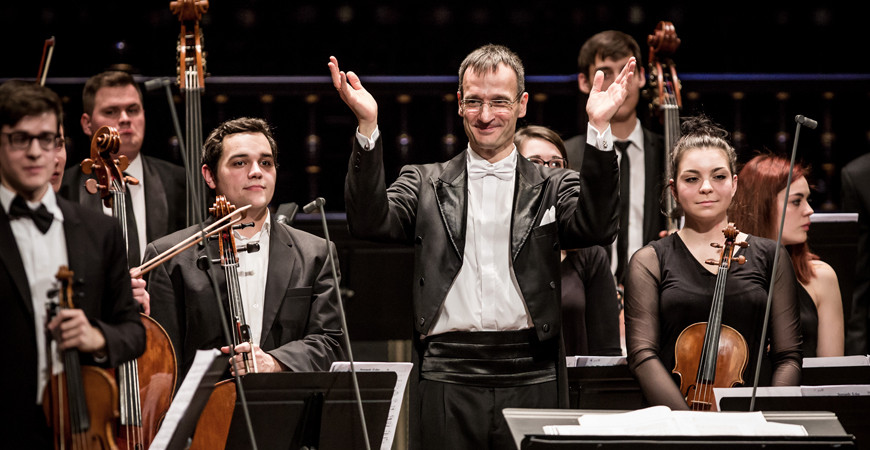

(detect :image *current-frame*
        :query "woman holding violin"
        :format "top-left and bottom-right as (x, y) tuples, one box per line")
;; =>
(624, 116), (802, 410)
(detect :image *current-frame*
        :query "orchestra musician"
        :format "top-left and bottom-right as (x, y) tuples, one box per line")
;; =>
(624, 116), (802, 410)
(515, 125), (622, 356)
(59, 70), (186, 267)
(0, 81), (145, 447)
(730, 154), (844, 357)
(331, 44), (629, 449)
(143, 117), (345, 387)
(564, 30), (667, 287)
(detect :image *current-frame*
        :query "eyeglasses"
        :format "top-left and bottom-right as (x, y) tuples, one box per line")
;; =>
(460, 96), (520, 114)
(527, 156), (567, 169)
(2, 131), (63, 151)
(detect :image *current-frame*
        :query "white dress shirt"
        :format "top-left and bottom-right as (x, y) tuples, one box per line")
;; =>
(611, 120), (645, 276)
(1, 185), (68, 403)
(234, 212), (271, 345)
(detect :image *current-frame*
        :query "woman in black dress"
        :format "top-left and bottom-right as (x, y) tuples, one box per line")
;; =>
(623, 117), (802, 409)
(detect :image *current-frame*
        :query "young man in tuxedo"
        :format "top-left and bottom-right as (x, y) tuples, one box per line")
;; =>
(143, 117), (345, 388)
(0, 81), (145, 447)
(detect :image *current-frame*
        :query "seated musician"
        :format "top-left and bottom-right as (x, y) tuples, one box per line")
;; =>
(624, 116), (802, 409)
(730, 154), (844, 357)
(0, 81), (145, 447)
(143, 117), (345, 387)
(515, 125), (622, 356)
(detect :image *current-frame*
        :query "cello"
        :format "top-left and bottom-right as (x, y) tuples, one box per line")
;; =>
(189, 195), (259, 450)
(171, 0), (209, 226)
(44, 266), (119, 450)
(672, 223), (750, 411)
(80, 126), (177, 448)
(647, 21), (682, 231)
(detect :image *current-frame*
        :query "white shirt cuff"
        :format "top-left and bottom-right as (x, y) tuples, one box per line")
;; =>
(355, 126), (381, 151)
(586, 123), (614, 151)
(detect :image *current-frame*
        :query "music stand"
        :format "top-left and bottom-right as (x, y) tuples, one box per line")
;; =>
(224, 371), (397, 450)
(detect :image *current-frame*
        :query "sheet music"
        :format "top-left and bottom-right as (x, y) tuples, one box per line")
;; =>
(330, 361), (413, 450)
(150, 348), (222, 450)
(567, 355), (627, 367)
(543, 406), (806, 436)
(803, 354), (870, 367)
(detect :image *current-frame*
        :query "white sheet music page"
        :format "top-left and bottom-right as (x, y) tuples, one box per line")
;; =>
(150, 348), (222, 450)
(543, 406), (807, 436)
(330, 361), (413, 450)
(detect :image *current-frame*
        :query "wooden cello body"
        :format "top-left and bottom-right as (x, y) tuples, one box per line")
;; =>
(43, 267), (120, 450)
(81, 126), (178, 448)
(672, 223), (750, 411)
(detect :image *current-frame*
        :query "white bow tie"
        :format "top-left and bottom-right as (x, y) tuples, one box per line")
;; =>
(468, 161), (513, 181)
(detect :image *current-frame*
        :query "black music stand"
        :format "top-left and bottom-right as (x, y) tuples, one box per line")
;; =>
(224, 371), (396, 450)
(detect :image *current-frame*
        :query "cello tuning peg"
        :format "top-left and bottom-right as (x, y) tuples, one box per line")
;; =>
(737, 241), (749, 248)
(81, 158), (96, 175)
(232, 221), (255, 230)
(704, 258), (718, 265)
(117, 155), (130, 171)
(709, 243), (722, 248)
(85, 178), (105, 195)
(125, 175), (140, 186)
(736, 255), (746, 265)
(238, 242), (260, 254)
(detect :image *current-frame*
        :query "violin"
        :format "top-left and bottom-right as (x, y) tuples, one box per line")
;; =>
(171, 0), (210, 226)
(80, 126), (178, 449)
(646, 21), (682, 230)
(189, 195), (259, 450)
(44, 266), (119, 450)
(672, 223), (750, 411)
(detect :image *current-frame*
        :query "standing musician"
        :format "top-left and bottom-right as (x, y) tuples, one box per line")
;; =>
(565, 30), (667, 287)
(624, 116), (802, 410)
(59, 70), (186, 268)
(143, 117), (345, 388)
(0, 81), (145, 447)
(331, 44), (628, 449)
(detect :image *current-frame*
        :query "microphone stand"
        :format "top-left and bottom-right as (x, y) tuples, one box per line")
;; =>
(748, 115), (817, 411)
(150, 76), (258, 449)
(303, 197), (371, 450)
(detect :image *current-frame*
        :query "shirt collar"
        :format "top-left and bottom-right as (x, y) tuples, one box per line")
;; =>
(125, 153), (144, 181)
(0, 184), (63, 222)
(466, 145), (518, 172)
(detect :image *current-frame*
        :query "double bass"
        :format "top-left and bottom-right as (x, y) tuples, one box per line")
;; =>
(672, 223), (750, 410)
(44, 266), (119, 450)
(647, 21), (682, 230)
(80, 126), (177, 448)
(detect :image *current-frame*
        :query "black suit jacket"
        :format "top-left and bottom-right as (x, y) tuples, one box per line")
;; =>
(1, 196), (145, 447)
(561, 246), (622, 356)
(842, 153), (870, 354)
(564, 127), (666, 249)
(59, 154), (187, 242)
(143, 217), (346, 388)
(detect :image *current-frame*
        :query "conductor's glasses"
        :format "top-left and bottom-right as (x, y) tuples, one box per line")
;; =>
(460, 96), (520, 114)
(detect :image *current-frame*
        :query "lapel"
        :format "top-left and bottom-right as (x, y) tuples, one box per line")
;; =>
(141, 156), (169, 241)
(511, 156), (547, 260)
(260, 218), (296, 345)
(434, 151), (468, 260)
(0, 207), (33, 317)
(642, 128), (664, 243)
(58, 198), (86, 283)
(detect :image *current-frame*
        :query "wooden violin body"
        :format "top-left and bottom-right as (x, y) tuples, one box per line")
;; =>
(673, 223), (750, 411)
(190, 379), (236, 450)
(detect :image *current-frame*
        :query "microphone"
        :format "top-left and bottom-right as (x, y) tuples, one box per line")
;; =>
(302, 197), (325, 214)
(305, 197), (372, 450)
(275, 202), (299, 226)
(794, 115), (818, 130)
(144, 77), (172, 92)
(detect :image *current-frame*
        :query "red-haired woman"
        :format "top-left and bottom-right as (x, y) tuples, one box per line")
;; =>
(730, 154), (844, 357)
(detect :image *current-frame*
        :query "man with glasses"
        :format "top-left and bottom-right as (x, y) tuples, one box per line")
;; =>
(330, 44), (632, 449)
(0, 81), (145, 447)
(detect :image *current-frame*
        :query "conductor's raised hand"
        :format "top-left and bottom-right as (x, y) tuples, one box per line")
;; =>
(586, 56), (636, 133)
(328, 56), (378, 137)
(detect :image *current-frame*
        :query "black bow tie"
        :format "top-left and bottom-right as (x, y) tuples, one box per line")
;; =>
(9, 195), (53, 234)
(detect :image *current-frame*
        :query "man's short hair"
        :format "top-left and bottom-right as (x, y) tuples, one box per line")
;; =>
(82, 71), (143, 115)
(201, 117), (279, 180)
(577, 31), (642, 78)
(0, 80), (63, 131)
(458, 44), (525, 99)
